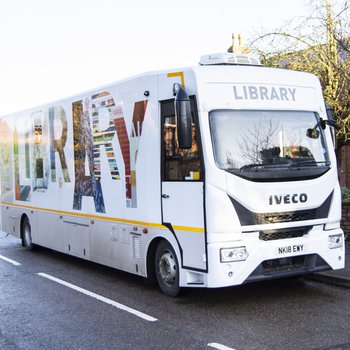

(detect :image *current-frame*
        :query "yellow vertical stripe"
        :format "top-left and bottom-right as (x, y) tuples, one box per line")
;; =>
(167, 72), (185, 89)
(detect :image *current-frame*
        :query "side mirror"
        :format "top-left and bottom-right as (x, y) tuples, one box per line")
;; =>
(306, 128), (320, 139)
(173, 83), (192, 149)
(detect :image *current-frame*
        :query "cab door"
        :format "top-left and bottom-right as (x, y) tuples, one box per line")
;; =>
(160, 98), (206, 271)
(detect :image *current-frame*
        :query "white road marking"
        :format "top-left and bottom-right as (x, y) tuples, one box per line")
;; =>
(0, 254), (21, 266)
(208, 343), (236, 350)
(37, 272), (158, 322)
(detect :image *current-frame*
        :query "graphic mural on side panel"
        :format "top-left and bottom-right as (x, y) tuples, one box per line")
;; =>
(32, 111), (50, 192)
(49, 106), (70, 183)
(127, 100), (147, 207)
(1, 89), (148, 212)
(14, 128), (31, 201)
(89, 92), (148, 208)
(72, 100), (106, 213)
(91, 92), (121, 181)
(112, 99), (148, 208)
(0, 120), (13, 201)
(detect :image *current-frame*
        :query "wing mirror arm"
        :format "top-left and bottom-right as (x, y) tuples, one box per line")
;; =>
(173, 83), (192, 149)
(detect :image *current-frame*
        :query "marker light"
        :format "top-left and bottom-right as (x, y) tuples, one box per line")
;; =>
(220, 247), (248, 263)
(328, 234), (343, 249)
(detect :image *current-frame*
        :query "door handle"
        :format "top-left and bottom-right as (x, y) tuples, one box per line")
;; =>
(162, 194), (170, 199)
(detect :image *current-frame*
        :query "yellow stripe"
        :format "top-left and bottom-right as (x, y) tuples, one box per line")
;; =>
(1, 202), (204, 233)
(167, 71), (185, 89)
(172, 225), (204, 233)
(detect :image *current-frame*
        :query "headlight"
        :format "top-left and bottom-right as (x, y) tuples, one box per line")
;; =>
(220, 247), (248, 262)
(328, 234), (343, 249)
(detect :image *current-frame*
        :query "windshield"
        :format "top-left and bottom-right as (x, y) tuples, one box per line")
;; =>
(210, 110), (330, 181)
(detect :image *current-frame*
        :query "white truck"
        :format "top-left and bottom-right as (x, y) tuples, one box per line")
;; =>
(0, 52), (344, 296)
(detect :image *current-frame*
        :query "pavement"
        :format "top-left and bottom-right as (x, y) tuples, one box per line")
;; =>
(308, 240), (350, 288)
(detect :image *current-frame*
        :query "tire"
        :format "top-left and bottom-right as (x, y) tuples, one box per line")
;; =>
(22, 217), (35, 251)
(155, 240), (181, 297)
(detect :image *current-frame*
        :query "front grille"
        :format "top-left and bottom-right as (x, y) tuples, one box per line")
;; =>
(259, 227), (310, 241)
(230, 192), (333, 226)
(255, 209), (317, 224)
(262, 256), (305, 273)
(245, 254), (330, 283)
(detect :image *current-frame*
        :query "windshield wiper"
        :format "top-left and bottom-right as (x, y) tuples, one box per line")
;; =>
(233, 159), (330, 173)
(288, 160), (331, 168)
(239, 164), (270, 172)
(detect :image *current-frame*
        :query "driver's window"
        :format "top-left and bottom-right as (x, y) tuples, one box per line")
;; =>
(161, 98), (201, 181)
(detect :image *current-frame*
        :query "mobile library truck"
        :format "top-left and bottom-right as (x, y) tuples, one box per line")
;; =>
(0, 52), (344, 296)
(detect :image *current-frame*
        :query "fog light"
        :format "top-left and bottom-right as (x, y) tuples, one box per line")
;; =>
(220, 247), (248, 262)
(328, 234), (343, 249)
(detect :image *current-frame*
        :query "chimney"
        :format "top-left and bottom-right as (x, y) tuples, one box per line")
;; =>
(227, 33), (249, 54)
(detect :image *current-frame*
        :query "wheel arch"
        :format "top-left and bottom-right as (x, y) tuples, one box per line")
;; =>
(146, 235), (181, 282)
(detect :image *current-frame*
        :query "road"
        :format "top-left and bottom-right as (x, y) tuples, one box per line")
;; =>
(1, 233), (349, 350)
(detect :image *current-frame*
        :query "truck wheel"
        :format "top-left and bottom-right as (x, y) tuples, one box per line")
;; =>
(22, 217), (34, 251)
(155, 240), (181, 297)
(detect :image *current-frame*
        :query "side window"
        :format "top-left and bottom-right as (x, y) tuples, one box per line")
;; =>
(161, 97), (201, 181)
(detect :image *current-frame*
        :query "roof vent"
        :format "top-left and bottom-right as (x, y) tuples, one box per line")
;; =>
(199, 52), (261, 66)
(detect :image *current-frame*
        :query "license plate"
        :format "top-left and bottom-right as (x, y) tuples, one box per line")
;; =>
(278, 244), (304, 255)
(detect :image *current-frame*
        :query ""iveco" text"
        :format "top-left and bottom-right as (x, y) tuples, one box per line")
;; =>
(269, 193), (308, 205)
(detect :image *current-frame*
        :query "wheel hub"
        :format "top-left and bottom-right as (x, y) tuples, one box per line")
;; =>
(158, 251), (176, 285)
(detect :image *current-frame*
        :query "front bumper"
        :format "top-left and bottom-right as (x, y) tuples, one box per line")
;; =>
(205, 226), (345, 288)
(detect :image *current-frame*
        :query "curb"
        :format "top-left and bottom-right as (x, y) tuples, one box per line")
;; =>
(306, 273), (350, 289)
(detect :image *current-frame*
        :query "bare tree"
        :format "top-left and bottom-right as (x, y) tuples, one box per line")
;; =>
(239, 119), (277, 164)
(248, 0), (350, 143)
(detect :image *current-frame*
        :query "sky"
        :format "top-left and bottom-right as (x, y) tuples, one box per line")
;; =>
(0, 0), (309, 116)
